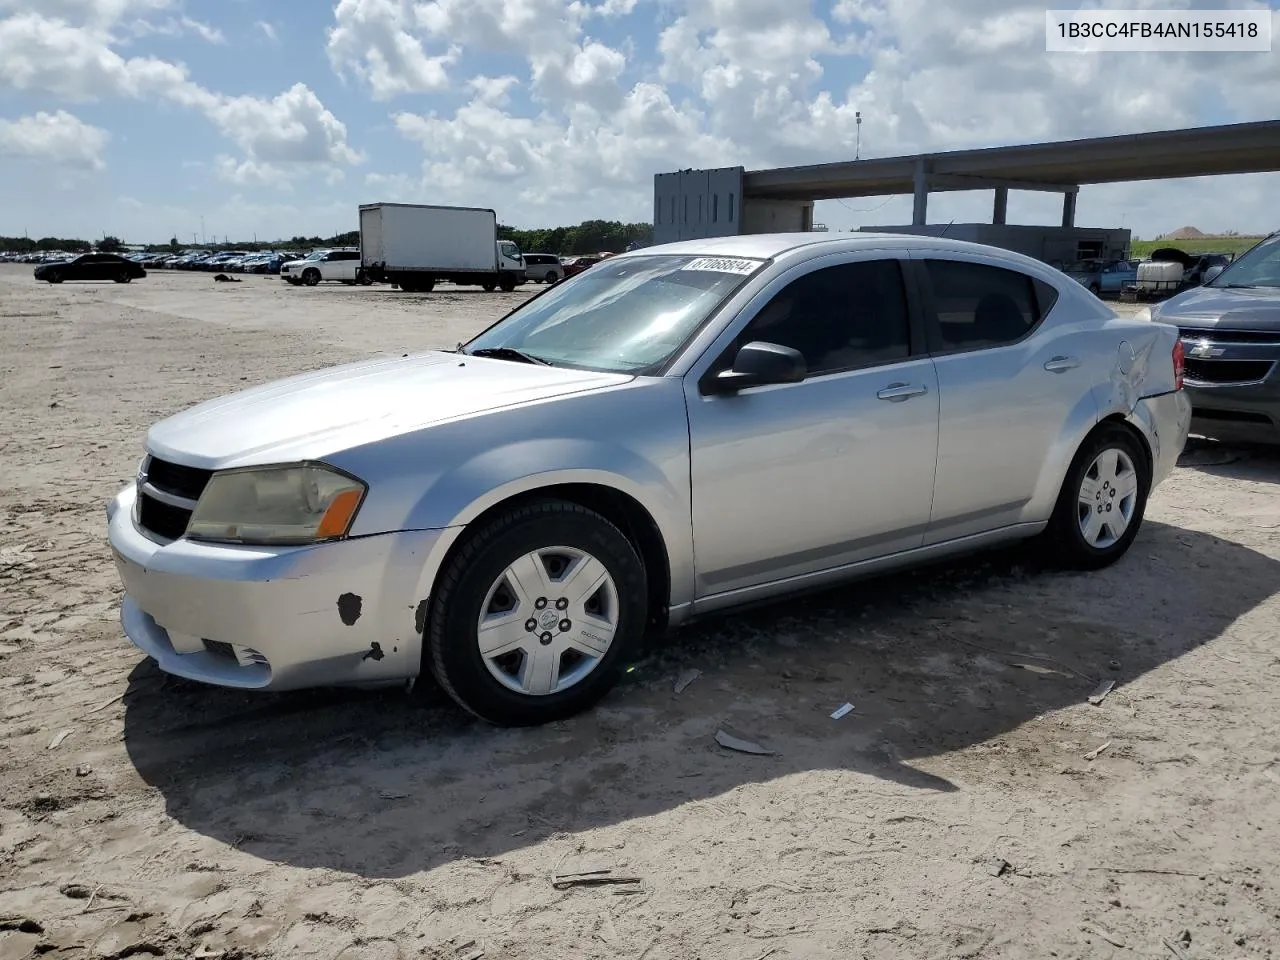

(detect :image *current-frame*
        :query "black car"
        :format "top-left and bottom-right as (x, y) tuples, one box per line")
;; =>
(1143, 231), (1280, 445)
(34, 253), (147, 284)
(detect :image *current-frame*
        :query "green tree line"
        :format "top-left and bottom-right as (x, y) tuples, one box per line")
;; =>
(498, 219), (653, 255)
(3, 220), (652, 257)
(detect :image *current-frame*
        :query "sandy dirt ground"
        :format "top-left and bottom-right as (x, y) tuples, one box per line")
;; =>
(1, 264), (1278, 960)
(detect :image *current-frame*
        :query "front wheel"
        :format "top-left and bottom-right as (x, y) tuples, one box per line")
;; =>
(424, 501), (648, 726)
(46, 271), (63, 284)
(1040, 424), (1150, 570)
(114, 270), (132, 283)
(499, 274), (517, 292)
(302, 268), (321, 286)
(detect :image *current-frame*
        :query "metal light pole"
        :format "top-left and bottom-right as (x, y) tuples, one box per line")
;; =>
(855, 111), (862, 160)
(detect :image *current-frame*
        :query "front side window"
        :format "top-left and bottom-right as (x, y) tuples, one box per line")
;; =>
(924, 259), (1049, 350)
(732, 259), (911, 377)
(463, 254), (765, 373)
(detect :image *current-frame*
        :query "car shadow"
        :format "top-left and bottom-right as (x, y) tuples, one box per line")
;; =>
(122, 521), (1279, 879)
(1178, 436), (1280, 485)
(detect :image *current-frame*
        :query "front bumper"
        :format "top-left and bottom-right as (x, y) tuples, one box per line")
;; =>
(1185, 383), (1280, 445)
(106, 483), (446, 691)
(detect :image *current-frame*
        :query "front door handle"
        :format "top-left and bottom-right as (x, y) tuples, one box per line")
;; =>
(1044, 355), (1080, 373)
(877, 382), (929, 402)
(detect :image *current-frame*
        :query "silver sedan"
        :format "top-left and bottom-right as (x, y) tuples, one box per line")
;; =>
(106, 233), (1192, 725)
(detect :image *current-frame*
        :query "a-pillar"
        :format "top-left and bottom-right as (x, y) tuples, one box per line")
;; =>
(993, 187), (1008, 225)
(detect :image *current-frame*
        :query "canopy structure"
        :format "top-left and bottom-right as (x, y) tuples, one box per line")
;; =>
(740, 120), (1280, 226)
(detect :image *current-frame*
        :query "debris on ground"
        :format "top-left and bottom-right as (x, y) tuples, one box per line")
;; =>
(1089, 680), (1116, 706)
(552, 866), (642, 891)
(674, 668), (701, 694)
(715, 730), (775, 756)
(985, 857), (1011, 877)
(75, 763), (92, 777)
(830, 702), (855, 720)
(47, 728), (74, 749)
(1081, 922), (1126, 947)
(1084, 742), (1112, 761)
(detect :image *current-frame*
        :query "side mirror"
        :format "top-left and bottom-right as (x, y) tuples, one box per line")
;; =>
(706, 341), (807, 394)
(1204, 264), (1225, 283)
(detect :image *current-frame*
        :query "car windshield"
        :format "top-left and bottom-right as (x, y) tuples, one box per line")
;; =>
(1206, 235), (1280, 288)
(463, 253), (766, 374)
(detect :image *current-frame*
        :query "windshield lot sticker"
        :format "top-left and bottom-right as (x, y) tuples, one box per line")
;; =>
(681, 257), (760, 276)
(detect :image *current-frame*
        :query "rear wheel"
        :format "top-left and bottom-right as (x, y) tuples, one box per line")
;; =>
(545, 271), (559, 284)
(1040, 423), (1150, 570)
(483, 283), (496, 292)
(302, 268), (321, 286)
(1088, 282), (1101, 296)
(424, 501), (648, 726)
(114, 270), (132, 284)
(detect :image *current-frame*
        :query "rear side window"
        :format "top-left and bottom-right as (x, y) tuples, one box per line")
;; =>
(923, 259), (1050, 350)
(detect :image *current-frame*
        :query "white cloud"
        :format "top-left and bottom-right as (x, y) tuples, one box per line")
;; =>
(326, 0), (459, 99)
(256, 20), (278, 42)
(126, 14), (224, 43)
(0, 109), (109, 169)
(0, 9), (363, 180)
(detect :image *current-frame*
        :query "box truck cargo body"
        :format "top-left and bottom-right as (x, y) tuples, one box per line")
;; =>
(359, 203), (526, 292)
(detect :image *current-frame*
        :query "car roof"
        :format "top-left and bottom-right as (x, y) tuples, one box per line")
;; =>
(614, 231), (1065, 277)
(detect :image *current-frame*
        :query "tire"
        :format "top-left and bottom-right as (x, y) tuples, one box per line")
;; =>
(46, 272), (63, 284)
(1088, 282), (1101, 296)
(545, 271), (558, 284)
(482, 283), (496, 292)
(420, 278), (435, 293)
(302, 268), (321, 286)
(1040, 423), (1150, 570)
(499, 274), (517, 293)
(114, 270), (132, 284)
(425, 501), (648, 726)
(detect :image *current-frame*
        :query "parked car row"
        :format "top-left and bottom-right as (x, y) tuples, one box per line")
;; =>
(521, 251), (618, 284)
(1062, 250), (1236, 301)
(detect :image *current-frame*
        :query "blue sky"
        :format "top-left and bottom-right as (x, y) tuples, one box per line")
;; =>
(1, 0), (1278, 244)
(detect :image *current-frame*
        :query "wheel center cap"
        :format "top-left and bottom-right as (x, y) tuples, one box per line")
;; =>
(538, 610), (559, 631)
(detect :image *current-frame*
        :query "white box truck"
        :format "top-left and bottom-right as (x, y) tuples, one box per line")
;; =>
(358, 202), (526, 293)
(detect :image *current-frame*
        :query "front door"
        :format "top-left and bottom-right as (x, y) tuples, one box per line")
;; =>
(685, 253), (940, 600)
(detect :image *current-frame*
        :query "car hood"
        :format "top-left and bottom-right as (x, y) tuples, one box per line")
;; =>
(1155, 285), (1280, 331)
(146, 351), (634, 469)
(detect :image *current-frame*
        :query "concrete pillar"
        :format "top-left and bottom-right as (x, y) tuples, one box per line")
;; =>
(1061, 190), (1077, 228)
(993, 187), (1008, 225)
(912, 159), (928, 226)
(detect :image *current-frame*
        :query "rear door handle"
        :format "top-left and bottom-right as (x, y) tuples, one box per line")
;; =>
(1044, 356), (1080, 373)
(877, 382), (929, 402)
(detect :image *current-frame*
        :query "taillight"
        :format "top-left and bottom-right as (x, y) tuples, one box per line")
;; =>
(1172, 338), (1185, 390)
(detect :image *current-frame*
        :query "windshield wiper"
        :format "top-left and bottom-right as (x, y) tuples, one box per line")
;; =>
(1221, 283), (1257, 289)
(465, 346), (553, 365)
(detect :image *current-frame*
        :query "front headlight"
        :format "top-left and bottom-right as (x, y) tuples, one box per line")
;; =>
(1134, 306), (1153, 322)
(186, 464), (366, 545)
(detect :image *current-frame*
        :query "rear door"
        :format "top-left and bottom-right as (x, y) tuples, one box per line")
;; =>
(911, 252), (1099, 544)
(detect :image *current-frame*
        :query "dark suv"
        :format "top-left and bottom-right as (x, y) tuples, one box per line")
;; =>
(521, 253), (564, 284)
(1141, 231), (1280, 445)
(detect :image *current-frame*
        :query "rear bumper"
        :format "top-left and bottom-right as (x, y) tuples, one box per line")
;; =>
(106, 483), (445, 691)
(1132, 390), (1192, 489)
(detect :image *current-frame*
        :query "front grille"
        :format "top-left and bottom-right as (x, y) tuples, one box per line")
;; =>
(1184, 359), (1275, 385)
(1179, 327), (1280, 345)
(137, 456), (210, 541)
(203, 640), (269, 668)
(145, 457), (212, 500)
(139, 494), (192, 540)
